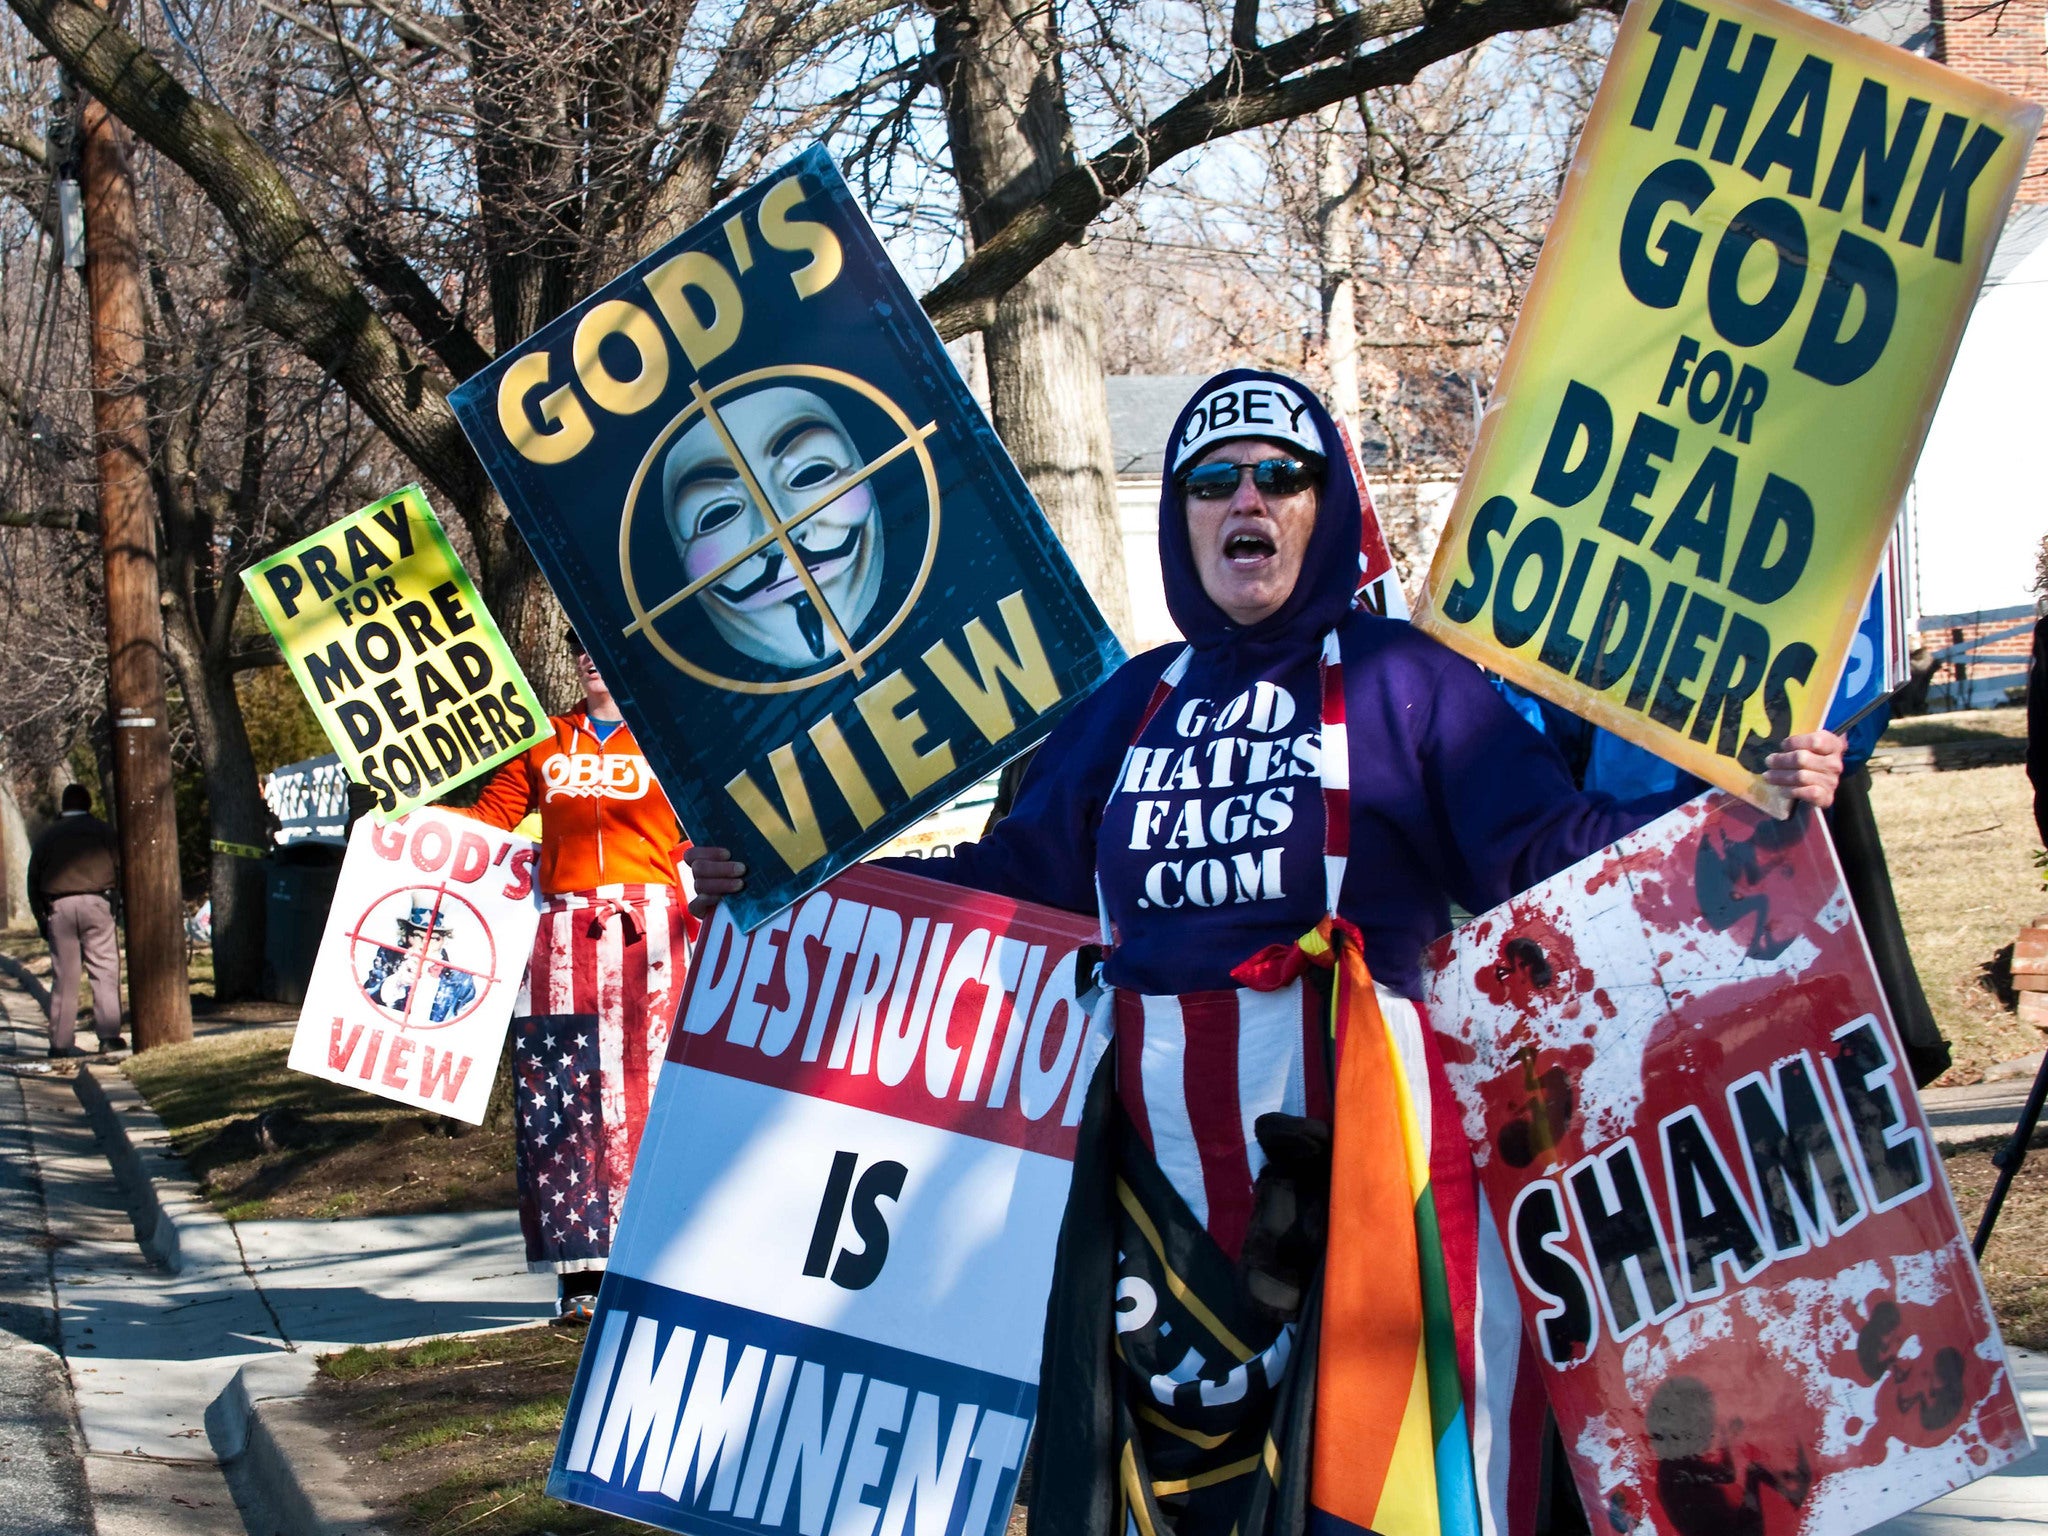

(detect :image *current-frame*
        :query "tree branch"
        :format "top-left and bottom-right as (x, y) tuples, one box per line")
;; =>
(3, 0), (490, 522)
(344, 224), (493, 382)
(1231, 0), (1260, 52)
(0, 120), (48, 165)
(334, 0), (465, 61)
(920, 0), (1608, 337)
(0, 504), (97, 531)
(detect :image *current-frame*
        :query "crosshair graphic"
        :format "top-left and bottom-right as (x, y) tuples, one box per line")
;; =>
(344, 883), (500, 1031)
(618, 366), (943, 696)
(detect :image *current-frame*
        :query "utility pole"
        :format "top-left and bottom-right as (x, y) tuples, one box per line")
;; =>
(77, 72), (192, 1050)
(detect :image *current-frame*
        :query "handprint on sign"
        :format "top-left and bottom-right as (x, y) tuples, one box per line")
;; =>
(1496, 1042), (1574, 1169)
(1852, 1298), (1968, 1432)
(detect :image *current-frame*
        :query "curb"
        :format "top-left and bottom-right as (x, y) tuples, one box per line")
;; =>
(71, 1061), (192, 1271)
(208, 1356), (394, 1536)
(0, 950), (51, 1011)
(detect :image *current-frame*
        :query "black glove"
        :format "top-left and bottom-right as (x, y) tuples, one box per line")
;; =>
(1238, 1113), (1333, 1322)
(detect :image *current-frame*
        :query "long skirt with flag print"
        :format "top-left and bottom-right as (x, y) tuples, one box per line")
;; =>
(511, 884), (694, 1273)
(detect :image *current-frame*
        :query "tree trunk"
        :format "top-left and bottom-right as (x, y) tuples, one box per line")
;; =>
(1317, 104), (1361, 441)
(162, 613), (270, 1001)
(934, 0), (1134, 644)
(477, 508), (579, 714)
(982, 253), (1132, 640)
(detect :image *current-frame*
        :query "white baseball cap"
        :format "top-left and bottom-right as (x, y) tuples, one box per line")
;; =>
(1172, 378), (1327, 471)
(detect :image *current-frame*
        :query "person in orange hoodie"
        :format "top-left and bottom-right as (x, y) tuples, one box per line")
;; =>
(460, 629), (697, 1320)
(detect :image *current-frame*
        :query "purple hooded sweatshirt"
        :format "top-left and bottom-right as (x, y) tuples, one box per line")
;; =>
(889, 369), (1682, 999)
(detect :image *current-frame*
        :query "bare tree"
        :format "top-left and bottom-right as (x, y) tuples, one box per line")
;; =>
(6, 0), (1616, 573)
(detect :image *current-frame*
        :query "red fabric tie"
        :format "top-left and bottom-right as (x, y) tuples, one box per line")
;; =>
(585, 898), (645, 943)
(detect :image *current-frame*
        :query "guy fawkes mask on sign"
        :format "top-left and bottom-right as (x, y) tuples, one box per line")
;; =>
(660, 386), (886, 671)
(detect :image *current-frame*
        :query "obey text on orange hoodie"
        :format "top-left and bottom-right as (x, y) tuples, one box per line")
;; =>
(461, 712), (686, 895)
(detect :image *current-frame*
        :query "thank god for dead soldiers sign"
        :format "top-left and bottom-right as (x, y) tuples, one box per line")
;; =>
(547, 864), (1103, 1534)
(1422, 793), (2033, 1534)
(243, 486), (547, 816)
(447, 147), (1125, 930)
(1416, 0), (2040, 811)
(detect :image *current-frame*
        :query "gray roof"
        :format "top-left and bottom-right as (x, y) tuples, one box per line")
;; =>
(1848, 0), (1934, 54)
(1106, 374), (1391, 477)
(1106, 375), (1208, 476)
(1986, 204), (2048, 286)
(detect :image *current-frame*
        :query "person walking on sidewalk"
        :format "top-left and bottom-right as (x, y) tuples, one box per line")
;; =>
(456, 631), (697, 1322)
(26, 785), (126, 1057)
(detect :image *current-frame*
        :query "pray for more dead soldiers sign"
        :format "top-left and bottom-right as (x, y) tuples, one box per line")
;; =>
(243, 486), (548, 816)
(1415, 0), (2040, 811)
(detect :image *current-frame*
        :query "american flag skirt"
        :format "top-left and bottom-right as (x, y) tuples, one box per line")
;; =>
(512, 884), (693, 1274)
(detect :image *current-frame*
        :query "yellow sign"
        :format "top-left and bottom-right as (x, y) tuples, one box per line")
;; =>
(1415, 0), (2040, 811)
(242, 487), (547, 817)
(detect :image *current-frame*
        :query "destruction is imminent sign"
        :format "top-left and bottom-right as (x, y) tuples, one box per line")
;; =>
(448, 147), (1125, 929)
(1422, 793), (2033, 1534)
(288, 809), (542, 1124)
(1415, 0), (2039, 812)
(244, 486), (547, 817)
(547, 864), (1104, 1535)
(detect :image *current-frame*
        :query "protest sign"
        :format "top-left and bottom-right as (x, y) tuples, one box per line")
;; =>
(1422, 792), (2033, 1534)
(1825, 532), (1909, 732)
(447, 147), (1125, 930)
(263, 753), (350, 845)
(243, 486), (547, 817)
(547, 864), (1103, 1534)
(287, 808), (542, 1123)
(1414, 0), (2040, 812)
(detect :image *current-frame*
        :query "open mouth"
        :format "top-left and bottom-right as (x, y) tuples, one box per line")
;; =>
(1224, 531), (1277, 566)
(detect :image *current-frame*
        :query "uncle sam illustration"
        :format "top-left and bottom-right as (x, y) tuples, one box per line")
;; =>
(360, 892), (480, 1023)
(660, 385), (888, 670)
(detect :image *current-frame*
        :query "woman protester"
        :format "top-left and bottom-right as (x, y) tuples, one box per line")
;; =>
(461, 631), (698, 1322)
(687, 370), (1843, 1534)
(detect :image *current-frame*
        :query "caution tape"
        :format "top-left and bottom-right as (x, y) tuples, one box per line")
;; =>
(210, 839), (270, 860)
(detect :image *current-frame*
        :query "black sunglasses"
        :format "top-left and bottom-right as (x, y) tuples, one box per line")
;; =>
(1176, 456), (1322, 501)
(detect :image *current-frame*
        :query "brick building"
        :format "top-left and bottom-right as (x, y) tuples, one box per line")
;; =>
(1931, 0), (2048, 199)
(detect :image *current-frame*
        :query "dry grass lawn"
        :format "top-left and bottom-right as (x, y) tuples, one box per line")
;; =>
(1866, 760), (2044, 1082)
(315, 1331), (643, 1535)
(318, 1328), (1033, 1536)
(124, 1026), (515, 1220)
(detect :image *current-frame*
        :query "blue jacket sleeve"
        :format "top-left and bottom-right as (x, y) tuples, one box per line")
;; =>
(871, 650), (1178, 918)
(1411, 643), (1697, 912)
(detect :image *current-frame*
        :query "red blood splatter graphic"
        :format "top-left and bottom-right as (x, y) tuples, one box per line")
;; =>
(1472, 906), (1595, 1015)
(1423, 795), (2031, 1536)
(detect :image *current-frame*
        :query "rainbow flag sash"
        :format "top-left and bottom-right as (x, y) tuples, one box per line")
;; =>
(1237, 917), (1483, 1536)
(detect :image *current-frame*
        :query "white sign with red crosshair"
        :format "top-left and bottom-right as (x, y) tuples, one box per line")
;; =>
(288, 808), (543, 1124)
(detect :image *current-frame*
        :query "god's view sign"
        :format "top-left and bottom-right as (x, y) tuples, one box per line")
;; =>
(1417, 0), (2040, 811)
(448, 147), (1125, 929)
(243, 486), (547, 816)
(288, 808), (543, 1124)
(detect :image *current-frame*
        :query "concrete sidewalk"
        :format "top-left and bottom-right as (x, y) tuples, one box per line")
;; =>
(0, 961), (551, 1531)
(1921, 1068), (2045, 1150)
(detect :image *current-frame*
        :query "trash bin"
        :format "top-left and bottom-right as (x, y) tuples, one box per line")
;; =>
(263, 841), (344, 1005)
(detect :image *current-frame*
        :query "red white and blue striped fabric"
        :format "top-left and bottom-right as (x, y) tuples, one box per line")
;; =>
(513, 883), (692, 1271)
(1112, 985), (1330, 1259)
